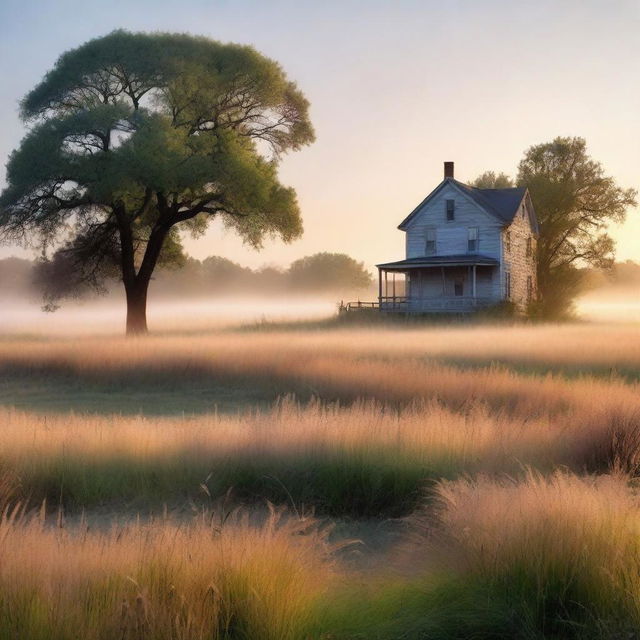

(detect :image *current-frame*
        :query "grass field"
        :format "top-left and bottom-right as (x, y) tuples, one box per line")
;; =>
(1, 319), (639, 638)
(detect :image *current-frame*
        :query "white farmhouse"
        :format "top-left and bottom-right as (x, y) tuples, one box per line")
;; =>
(377, 162), (538, 313)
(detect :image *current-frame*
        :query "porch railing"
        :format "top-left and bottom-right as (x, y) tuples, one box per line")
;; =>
(380, 296), (492, 312)
(342, 296), (494, 313)
(341, 300), (380, 311)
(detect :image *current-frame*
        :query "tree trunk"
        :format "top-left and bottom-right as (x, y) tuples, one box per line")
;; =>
(115, 198), (169, 336)
(125, 283), (149, 335)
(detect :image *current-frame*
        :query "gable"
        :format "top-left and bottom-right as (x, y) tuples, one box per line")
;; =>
(505, 191), (539, 236)
(399, 178), (538, 234)
(399, 181), (499, 231)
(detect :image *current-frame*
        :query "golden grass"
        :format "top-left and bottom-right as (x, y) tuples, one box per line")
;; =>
(0, 324), (639, 512)
(0, 399), (562, 513)
(0, 399), (553, 468)
(0, 323), (639, 636)
(0, 394), (636, 514)
(421, 471), (640, 631)
(0, 506), (334, 640)
(3, 322), (640, 369)
(1, 327), (638, 460)
(1, 328), (639, 414)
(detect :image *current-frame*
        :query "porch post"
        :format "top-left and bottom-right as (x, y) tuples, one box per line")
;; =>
(472, 265), (477, 300)
(378, 268), (382, 306)
(392, 272), (396, 309)
(384, 271), (388, 306)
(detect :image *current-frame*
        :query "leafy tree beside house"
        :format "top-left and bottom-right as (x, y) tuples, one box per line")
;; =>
(0, 30), (314, 333)
(471, 171), (514, 189)
(474, 137), (637, 317)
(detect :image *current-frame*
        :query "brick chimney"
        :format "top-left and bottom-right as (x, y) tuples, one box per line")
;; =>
(444, 161), (454, 179)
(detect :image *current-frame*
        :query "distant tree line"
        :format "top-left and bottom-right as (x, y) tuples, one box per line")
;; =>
(580, 260), (640, 292)
(0, 252), (374, 301)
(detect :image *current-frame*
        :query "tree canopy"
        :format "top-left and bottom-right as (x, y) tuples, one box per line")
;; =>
(0, 30), (314, 332)
(517, 137), (636, 316)
(473, 137), (636, 317)
(470, 171), (514, 189)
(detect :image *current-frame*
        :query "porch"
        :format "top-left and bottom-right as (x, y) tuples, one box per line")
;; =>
(376, 255), (500, 313)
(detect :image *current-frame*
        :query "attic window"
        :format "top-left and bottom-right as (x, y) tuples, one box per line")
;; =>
(446, 199), (455, 221)
(505, 231), (511, 253)
(526, 237), (532, 257)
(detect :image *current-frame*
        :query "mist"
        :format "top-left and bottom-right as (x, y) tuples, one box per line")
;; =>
(576, 286), (640, 323)
(0, 296), (340, 336)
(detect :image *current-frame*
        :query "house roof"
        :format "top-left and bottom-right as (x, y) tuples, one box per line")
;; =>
(376, 255), (500, 270)
(452, 181), (527, 224)
(398, 178), (537, 232)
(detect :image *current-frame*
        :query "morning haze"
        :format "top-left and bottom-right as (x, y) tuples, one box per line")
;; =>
(1, 5), (640, 637)
(0, 0), (638, 269)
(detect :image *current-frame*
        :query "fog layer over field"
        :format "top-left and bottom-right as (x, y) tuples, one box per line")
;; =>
(0, 296), (339, 335)
(575, 286), (640, 323)
(1, 287), (639, 335)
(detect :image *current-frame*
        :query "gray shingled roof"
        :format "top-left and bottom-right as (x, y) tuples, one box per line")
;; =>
(398, 178), (538, 232)
(451, 180), (527, 225)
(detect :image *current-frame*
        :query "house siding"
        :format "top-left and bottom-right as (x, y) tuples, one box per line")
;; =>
(405, 183), (502, 260)
(378, 178), (539, 315)
(501, 197), (537, 311)
(404, 183), (503, 304)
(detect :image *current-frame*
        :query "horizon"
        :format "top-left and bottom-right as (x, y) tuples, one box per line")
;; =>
(0, 0), (638, 271)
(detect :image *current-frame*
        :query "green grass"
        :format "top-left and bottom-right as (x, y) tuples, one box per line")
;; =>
(10, 445), (463, 517)
(0, 370), (283, 416)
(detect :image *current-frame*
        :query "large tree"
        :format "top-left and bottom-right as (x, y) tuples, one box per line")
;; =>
(473, 137), (636, 316)
(517, 137), (636, 316)
(0, 31), (314, 333)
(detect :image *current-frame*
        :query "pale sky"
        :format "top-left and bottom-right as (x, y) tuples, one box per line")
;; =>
(0, 0), (638, 271)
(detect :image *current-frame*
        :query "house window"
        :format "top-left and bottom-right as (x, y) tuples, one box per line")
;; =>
(527, 275), (533, 302)
(425, 228), (436, 255)
(505, 231), (511, 253)
(526, 237), (532, 257)
(505, 272), (512, 300)
(446, 199), (455, 221)
(454, 280), (464, 296)
(468, 227), (479, 253)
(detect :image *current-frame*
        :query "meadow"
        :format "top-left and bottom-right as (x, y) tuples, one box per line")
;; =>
(0, 318), (639, 638)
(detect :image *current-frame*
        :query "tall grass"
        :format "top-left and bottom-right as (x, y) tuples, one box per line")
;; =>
(0, 326), (639, 636)
(0, 506), (334, 640)
(1, 329), (638, 420)
(3, 323), (640, 370)
(427, 471), (640, 637)
(0, 393), (639, 515)
(0, 399), (560, 515)
(322, 472), (640, 639)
